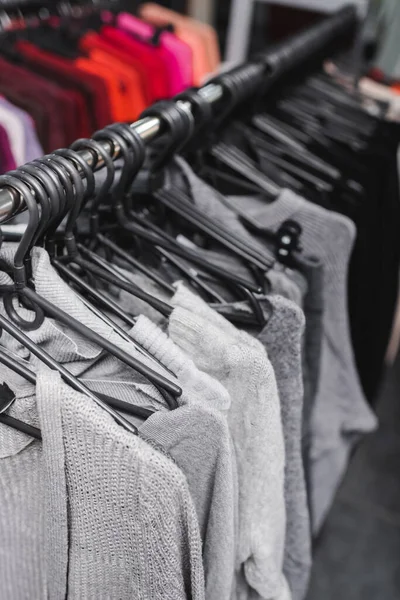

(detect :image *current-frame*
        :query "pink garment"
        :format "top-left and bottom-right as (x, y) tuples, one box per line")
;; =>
(117, 12), (192, 94)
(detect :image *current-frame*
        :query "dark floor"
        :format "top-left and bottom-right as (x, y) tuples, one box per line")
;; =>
(306, 352), (400, 600)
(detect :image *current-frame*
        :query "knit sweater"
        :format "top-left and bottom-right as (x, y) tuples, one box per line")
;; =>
(258, 296), (311, 600)
(60, 310), (238, 600)
(176, 285), (311, 600)
(0, 368), (205, 600)
(168, 285), (289, 600)
(133, 315), (237, 600)
(224, 189), (378, 533)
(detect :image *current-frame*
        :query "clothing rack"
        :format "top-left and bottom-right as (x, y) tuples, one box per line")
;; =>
(0, 3), (357, 223)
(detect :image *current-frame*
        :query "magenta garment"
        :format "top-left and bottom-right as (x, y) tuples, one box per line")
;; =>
(117, 12), (193, 94)
(0, 124), (17, 174)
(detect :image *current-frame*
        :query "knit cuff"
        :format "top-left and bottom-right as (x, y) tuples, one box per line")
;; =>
(168, 306), (211, 359)
(133, 314), (192, 377)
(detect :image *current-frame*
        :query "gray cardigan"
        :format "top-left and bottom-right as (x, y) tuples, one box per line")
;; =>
(0, 368), (205, 600)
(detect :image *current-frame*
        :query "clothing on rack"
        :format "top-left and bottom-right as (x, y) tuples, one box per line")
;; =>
(138, 2), (221, 85)
(0, 6), (398, 600)
(0, 3), (219, 159)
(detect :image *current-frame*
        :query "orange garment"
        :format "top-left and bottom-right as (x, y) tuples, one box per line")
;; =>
(139, 3), (220, 85)
(80, 30), (162, 103)
(74, 57), (127, 121)
(84, 50), (147, 120)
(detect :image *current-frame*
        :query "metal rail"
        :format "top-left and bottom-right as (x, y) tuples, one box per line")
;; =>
(0, 84), (223, 223)
(0, 4), (357, 222)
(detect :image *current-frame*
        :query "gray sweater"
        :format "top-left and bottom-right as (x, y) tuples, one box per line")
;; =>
(3, 249), (244, 599)
(224, 189), (377, 533)
(258, 296), (311, 600)
(0, 244), (232, 599)
(81, 315), (238, 600)
(133, 315), (238, 600)
(168, 285), (290, 600)
(173, 284), (312, 599)
(0, 367), (205, 600)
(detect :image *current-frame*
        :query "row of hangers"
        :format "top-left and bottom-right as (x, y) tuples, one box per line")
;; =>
(0, 4), (359, 439)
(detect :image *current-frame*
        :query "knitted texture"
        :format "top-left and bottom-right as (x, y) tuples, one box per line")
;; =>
(0, 368), (68, 599)
(0, 243), (174, 407)
(294, 255), (324, 504)
(37, 369), (205, 600)
(0, 367), (206, 599)
(0, 438), (45, 599)
(0, 245), (234, 599)
(168, 287), (288, 600)
(267, 268), (307, 309)
(224, 189), (377, 533)
(173, 285), (311, 599)
(258, 296), (311, 600)
(133, 315), (237, 600)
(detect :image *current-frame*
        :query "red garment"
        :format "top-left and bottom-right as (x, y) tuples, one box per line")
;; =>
(81, 48), (148, 120)
(0, 57), (77, 151)
(66, 88), (92, 139)
(101, 26), (171, 98)
(117, 13), (193, 93)
(17, 40), (113, 130)
(80, 31), (154, 104)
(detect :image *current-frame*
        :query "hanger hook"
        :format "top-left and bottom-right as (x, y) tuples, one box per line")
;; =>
(0, 173), (45, 331)
(11, 168), (52, 249)
(0, 174), (39, 288)
(92, 126), (134, 212)
(70, 138), (115, 237)
(139, 100), (194, 172)
(52, 148), (90, 255)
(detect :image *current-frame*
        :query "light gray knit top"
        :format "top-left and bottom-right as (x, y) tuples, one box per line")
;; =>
(223, 189), (377, 533)
(0, 368), (205, 600)
(168, 285), (289, 600)
(133, 315), (238, 600)
(258, 295), (311, 600)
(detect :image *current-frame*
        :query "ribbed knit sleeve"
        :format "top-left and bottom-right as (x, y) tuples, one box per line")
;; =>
(41, 373), (205, 599)
(168, 302), (288, 600)
(0, 441), (45, 599)
(36, 368), (70, 600)
(133, 314), (231, 411)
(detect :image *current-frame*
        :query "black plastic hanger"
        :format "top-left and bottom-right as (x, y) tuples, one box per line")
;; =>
(123, 214), (267, 326)
(208, 141), (282, 197)
(238, 119), (342, 182)
(45, 143), (174, 319)
(0, 344), (154, 439)
(0, 313), (139, 434)
(88, 119), (268, 327)
(118, 212), (262, 291)
(29, 151), (180, 386)
(68, 137), (176, 298)
(0, 172), (181, 402)
(131, 101), (276, 273)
